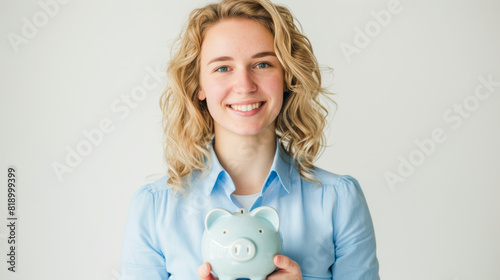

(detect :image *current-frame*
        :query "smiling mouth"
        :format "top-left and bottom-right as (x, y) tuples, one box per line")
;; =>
(228, 102), (264, 112)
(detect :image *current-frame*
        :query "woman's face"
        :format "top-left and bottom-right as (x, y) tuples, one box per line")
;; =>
(198, 18), (284, 139)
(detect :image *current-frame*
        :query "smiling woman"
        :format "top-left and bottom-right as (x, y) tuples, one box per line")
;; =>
(198, 18), (284, 141)
(119, 0), (379, 279)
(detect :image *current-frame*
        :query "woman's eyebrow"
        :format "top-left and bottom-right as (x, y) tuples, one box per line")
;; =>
(207, 56), (232, 65)
(251, 51), (276, 59)
(207, 51), (276, 65)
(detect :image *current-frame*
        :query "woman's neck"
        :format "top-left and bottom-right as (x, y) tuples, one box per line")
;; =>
(214, 128), (276, 195)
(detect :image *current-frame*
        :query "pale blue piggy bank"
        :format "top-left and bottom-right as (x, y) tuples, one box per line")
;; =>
(201, 206), (281, 280)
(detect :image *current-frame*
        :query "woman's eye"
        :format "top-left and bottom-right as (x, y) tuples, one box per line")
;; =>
(256, 62), (270, 69)
(215, 66), (229, 72)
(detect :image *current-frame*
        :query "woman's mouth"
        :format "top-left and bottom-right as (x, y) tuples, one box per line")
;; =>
(228, 102), (264, 112)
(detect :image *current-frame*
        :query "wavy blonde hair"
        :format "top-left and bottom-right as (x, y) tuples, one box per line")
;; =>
(160, 0), (330, 193)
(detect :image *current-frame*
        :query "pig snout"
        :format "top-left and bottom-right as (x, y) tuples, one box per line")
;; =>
(229, 238), (256, 261)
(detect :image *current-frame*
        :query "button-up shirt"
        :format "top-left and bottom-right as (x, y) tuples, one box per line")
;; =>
(120, 141), (379, 279)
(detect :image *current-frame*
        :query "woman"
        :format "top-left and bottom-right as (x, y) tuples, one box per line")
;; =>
(120, 0), (379, 279)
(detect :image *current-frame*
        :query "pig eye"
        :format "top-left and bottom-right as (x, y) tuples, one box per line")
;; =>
(258, 229), (263, 234)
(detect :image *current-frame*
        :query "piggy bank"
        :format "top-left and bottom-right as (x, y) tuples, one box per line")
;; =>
(201, 206), (281, 280)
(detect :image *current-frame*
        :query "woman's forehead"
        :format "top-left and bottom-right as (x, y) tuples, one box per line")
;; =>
(200, 18), (275, 63)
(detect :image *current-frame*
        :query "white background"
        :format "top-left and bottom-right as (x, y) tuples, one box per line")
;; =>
(1, 0), (499, 279)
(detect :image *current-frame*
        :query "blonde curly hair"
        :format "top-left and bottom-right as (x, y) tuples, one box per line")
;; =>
(160, 0), (330, 193)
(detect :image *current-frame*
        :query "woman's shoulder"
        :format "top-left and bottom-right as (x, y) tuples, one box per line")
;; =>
(310, 166), (362, 190)
(308, 167), (371, 216)
(126, 176), (172, 213)
(132, 175), (172, 198)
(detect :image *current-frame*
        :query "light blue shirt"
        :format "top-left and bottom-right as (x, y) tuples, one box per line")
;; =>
(120, 141), (379, 279)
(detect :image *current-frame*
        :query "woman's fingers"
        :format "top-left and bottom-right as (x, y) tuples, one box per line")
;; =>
(267, 255), (302, 280)
(197, 262), (216, 280)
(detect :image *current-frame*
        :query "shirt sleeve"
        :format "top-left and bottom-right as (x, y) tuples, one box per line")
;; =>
(120, 185), (169, 280)
(331, 175), (379, 279)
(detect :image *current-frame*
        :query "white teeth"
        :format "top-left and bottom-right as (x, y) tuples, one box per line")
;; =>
(230, 102), (262, 112)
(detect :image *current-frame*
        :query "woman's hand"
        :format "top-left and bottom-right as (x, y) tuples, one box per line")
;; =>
(197, 255), (302, 280)
(197, 262), (216, 280)
(267, 254), (302, 280)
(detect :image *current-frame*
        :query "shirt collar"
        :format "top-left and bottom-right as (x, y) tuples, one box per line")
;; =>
(269, 139), (292, 194)
(198, 138), (293, 197)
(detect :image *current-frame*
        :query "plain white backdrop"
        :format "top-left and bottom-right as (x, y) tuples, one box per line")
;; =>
(1, 0), (499, 279)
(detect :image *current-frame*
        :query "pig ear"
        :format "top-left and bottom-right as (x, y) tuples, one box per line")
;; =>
(205, 208), (232, 232)
(251, 206), (279, 231)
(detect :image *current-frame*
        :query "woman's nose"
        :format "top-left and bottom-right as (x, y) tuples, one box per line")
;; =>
(232, 69), (257, 94)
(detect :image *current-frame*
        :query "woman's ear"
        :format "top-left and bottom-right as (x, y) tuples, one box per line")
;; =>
(198, 89), (206, 101)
